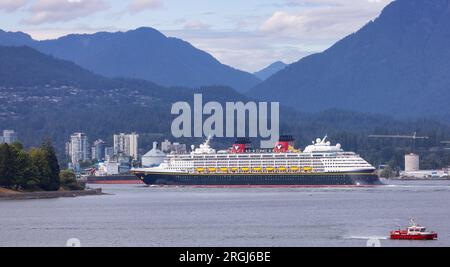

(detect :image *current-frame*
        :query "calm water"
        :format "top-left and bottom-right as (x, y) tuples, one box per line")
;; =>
(1, 180), (449, 247)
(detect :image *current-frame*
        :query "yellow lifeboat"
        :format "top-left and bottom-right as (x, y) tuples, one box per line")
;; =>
(303, 167), (313, 172)
(266, 167), (275, 172)
(231, 167), (238, 172)
(253, 167), (262, 172)
(279, 167), (287, 172)
(196, 168), (205, 172)
(208, 168), (217, 172)
(241, 167), (250, 172)
(220, 168), (228, 172)
(291, 166), (299, 171)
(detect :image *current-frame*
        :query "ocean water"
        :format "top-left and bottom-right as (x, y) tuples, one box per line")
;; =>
(0, 180), (449, 247)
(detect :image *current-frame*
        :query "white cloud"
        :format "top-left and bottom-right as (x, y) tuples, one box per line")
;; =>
(23, 0), (110, 25)
(129, 0), (163, 14)
(0, 0), (29, 12)
(168, 0), (392, 72)
(24, 25), (120, 40)
(183, 20), (211, 31)
(261, 0), (392, 40)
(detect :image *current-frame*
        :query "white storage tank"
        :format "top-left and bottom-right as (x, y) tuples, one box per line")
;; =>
(142, 142), (167, 167)
(405, 153), (420, 172)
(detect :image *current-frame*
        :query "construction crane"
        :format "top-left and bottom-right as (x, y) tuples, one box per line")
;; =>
(368, 132), (429, 153)
(369, 132), (429, 140)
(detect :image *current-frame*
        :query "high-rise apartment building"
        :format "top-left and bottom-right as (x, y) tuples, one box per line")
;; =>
(69, 133), (89, 165)
(91, 139), (106, 161)
(113, 132), (139, 160)
(2, 130), (18, 144)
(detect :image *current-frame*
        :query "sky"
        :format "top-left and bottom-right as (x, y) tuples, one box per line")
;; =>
(0, 0), (393, 72)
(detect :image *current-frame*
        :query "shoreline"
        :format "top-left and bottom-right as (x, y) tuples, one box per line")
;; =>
(389, 178), (450, 181)
(0, 188), (104, 201)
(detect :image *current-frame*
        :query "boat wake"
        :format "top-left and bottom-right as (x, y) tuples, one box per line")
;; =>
(343, 235), (389, 240)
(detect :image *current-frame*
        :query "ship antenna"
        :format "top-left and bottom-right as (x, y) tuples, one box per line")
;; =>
(205, 135), (213, 146)
(322, 134), (328, 144)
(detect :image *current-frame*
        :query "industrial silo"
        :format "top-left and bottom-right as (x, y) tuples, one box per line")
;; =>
(405, 153), (420, 172)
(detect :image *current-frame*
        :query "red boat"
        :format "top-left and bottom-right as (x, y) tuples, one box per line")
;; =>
(390, 220), (438, 240)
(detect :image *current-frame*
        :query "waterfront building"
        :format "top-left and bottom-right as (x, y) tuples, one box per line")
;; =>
(91, 139), (106, 161)
(97, 161), (120, 176)
(400, 154), (449, 179)
(160, 139), (187, 154)
(105, 147), (114, 161)
(113, 132), (139, 160)
(2, 130), (18, 144)
(69, 133), (89, 165)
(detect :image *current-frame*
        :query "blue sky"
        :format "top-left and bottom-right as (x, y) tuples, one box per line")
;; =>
(0, 0), (392, 72)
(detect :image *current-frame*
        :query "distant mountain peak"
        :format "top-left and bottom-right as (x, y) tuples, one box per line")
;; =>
(253, 61), (287, 80)
(0, 29), (33, 45)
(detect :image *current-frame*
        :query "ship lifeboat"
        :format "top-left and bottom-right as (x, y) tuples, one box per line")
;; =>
(241, 167), (250, 172)
(253, 167), (262, 172)
(390, 220), (438, 240)
(291, 166), (299, 172)
(303, 167), (313, 172)
(266, 167), (275, 172)
(231, 167), (238, 172)
(196, 168), (205, 173)
(208, 168), (217, 173)
(220, 168), (228, 173)
(278, 167), (287, 172)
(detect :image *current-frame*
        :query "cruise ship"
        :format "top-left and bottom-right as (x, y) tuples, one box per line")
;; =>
(132, 136), (381, 186)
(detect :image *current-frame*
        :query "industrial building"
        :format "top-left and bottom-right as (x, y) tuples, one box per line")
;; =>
(400, 153), (449, 179)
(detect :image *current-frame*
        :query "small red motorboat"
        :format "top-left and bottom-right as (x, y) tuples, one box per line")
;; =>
(390, 219), (438, 240)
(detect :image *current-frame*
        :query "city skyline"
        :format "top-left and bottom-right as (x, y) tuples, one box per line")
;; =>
(0, 0), (392, 72)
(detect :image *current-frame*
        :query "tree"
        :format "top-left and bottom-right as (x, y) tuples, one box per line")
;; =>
(9, 144), (36, 190)
(380, 165), (398, 179)
(60, 170), (84, 191)
(0, 144), (16, 188)
(41, 139), (61, 191)
(30, 148), (51, 190)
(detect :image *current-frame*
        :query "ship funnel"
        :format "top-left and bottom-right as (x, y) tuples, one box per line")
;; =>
(231, 138), (251, 154)
(274, 135), (295, 153)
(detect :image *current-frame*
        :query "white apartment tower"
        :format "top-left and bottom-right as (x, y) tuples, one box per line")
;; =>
(2, 130), (18, 144)
(69, 133), (89, 165)
(113, 132), (139, 160)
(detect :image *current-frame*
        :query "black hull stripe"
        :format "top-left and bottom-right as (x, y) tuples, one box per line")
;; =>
(135, 173), (382, 186)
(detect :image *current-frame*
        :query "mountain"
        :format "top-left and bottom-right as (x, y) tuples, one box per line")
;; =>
(0, 30), (33, 46)
(1, 45), (449, 170)
(0, 27), (261, 92)
(0, 46), (112, 88)
(250, 0), (450, 118)
(253, 61), (287, 80)
(0, 45), (251, 158)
